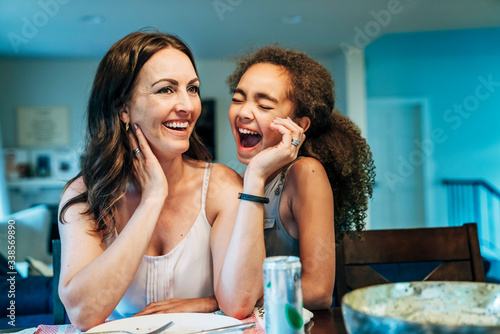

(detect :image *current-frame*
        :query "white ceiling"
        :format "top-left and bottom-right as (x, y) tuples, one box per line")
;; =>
(0, 0), (499, 60)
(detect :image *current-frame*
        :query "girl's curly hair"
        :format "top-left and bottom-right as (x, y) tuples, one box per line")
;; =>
(227, 46), (376, 243)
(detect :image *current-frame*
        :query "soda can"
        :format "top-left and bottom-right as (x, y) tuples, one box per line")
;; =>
(263, 256), (304, 334)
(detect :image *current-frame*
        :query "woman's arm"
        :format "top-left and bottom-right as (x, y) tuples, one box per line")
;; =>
(58, 125), (168, 330)
(285, 157), (336, 309)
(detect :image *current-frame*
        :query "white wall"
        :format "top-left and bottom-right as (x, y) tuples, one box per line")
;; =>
(0, 58), (97, 149)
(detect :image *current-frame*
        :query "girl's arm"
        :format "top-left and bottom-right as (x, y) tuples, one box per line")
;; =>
(58, 125), (168, 330)
(286, 157), (336, 309)
(207, 164), (265, 319)
(212, 117), (307, 318)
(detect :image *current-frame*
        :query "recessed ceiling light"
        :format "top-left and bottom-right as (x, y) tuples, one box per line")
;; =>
(81, 15), (105, 25)
(280, 15), (303, 24)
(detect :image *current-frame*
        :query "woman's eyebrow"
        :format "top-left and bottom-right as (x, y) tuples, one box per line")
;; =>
(152, 78), (177, 86)
(152, 77), (199, 86)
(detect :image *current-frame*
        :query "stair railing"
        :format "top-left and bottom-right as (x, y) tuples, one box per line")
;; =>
(442, 179), (500, 259)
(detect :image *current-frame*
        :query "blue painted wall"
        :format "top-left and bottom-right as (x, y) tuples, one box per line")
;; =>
(365, 29), (500, 262)
(366, 28), (500, 188)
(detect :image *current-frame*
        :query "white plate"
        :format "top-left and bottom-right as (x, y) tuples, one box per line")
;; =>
(86, 313), (243, 334)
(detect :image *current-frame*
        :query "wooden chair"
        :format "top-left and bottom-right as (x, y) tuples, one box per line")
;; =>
(52, 239), (67, 324)
(335, 223), (485, 304)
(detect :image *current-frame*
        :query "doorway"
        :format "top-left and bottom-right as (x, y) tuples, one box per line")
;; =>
(367, 98), (428, 229)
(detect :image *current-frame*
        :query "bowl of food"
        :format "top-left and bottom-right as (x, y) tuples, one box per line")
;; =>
(342, 281), (500, 334)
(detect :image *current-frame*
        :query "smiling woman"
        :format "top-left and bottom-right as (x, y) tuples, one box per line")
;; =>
(55, 31), (262, 330)
(118, 47), (203, 160)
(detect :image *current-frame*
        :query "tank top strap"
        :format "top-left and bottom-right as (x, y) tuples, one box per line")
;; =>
(273, 156), (304, 196)
(201, 163), (212, 210)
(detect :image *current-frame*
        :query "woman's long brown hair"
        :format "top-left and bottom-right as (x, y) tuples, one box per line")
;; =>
(59, 31), (211, 240)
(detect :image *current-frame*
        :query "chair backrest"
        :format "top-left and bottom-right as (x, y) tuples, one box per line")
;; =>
(52, 239), (67, 325)
(0, 205), (53, 264)
(335, 223), (485, 304)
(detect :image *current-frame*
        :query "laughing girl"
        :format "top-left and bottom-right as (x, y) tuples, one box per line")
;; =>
(227, 46), (376, 308)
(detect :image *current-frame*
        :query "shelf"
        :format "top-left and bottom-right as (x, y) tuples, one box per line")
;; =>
(7, 178), (67, 190)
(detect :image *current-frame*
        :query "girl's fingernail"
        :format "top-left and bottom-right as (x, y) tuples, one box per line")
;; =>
(275, 117), (283, 120)
(134, 123), (139, 130)
(287, 116), (293, 120)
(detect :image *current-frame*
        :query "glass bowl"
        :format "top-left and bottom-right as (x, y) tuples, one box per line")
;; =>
(342, 281), (500, 334)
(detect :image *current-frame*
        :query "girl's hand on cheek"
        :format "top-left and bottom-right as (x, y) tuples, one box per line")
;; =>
(247, 117), (305, 181)
(128, 124), (168, 202)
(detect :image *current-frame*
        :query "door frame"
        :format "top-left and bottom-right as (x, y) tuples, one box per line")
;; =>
(366, 96), (434, 228)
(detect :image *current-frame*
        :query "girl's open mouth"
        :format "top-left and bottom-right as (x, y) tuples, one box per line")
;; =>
(239, 128), (262, 148)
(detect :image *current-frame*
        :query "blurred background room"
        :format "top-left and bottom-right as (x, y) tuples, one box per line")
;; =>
(0, 0), (499, 325)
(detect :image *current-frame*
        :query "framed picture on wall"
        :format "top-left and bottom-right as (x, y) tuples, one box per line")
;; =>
(17, 106), (70, 147)
(196, 99), (216, 159)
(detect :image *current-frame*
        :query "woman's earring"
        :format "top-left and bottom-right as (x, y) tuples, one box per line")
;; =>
(125, 122), (129, 131)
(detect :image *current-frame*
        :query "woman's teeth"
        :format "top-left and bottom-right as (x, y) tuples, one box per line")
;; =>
(164, 121), (188, 130)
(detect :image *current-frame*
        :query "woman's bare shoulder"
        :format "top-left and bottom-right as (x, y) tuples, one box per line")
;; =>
(58, 176), (99, 232)
(182, 158), (241, 185)
(210, 163), (243, 187)
(204, 163), (242, 223)
(59, 176), (92, 221)
(61, 176), (87, 201)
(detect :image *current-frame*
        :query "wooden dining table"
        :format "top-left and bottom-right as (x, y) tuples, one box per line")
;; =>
(307, 307), (347, 334)
(0, 307), (347, 334)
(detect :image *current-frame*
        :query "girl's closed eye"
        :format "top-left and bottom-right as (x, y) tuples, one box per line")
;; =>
(231, 92), (245, 103)
(259, 105), (273, 110)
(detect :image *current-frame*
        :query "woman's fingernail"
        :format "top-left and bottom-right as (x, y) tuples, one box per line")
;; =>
(275, 117), (282, 120)
(287, 116), (293, 120)
(134, 123), (139, 130)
